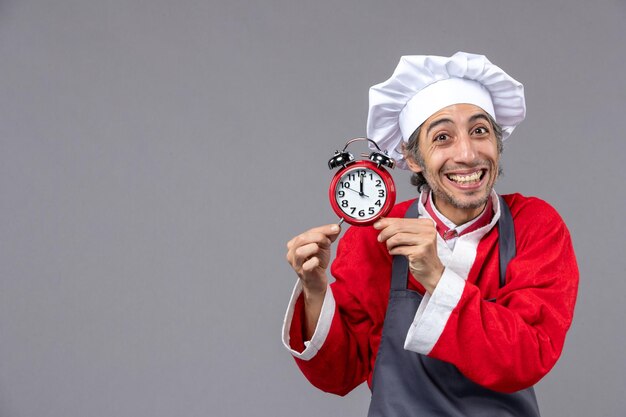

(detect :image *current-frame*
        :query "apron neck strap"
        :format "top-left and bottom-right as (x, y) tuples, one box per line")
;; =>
(390, 199), (420, 290)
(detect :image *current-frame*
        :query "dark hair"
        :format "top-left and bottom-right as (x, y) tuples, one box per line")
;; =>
(403, 113), (504, 191)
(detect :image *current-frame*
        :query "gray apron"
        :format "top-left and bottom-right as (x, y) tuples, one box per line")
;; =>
(367, 196), (541, 417)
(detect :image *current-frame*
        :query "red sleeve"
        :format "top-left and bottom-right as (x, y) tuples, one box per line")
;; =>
(428, 196), (579, 393)
(289, 201), (413, 395)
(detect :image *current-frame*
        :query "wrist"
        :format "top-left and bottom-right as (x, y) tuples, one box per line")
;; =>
(301, 282), (327, 341)
(302, 283), (327, 303)
(301, 271), (328, 297)
(423, 265), (444, 294)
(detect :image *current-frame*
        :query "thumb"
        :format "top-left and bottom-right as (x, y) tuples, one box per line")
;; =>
(327, 224), (342, 243)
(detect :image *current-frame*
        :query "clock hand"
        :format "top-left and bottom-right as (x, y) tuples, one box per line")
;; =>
(359, 173), (364, 196)
(345, 187), (369, 198)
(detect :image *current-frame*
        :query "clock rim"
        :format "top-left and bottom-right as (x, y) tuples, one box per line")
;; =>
(328, 160), (396, 226)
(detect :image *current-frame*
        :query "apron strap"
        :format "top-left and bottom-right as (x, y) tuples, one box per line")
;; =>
(497, 195), (516, 287)
(390, 199), (420, 290)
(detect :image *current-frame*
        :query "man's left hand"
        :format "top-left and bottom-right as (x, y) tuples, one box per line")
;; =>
(374, 218), (445, 293)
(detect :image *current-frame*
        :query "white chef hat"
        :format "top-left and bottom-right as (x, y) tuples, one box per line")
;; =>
(366, 52), (525, 169)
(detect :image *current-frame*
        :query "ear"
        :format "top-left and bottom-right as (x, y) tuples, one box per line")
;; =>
(400, 141), (424, 174)
(405, 155), (423, 174)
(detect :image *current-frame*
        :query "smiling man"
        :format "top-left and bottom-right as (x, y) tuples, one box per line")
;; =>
(283, 52), (579, 417)
(408, 105), (501, 219)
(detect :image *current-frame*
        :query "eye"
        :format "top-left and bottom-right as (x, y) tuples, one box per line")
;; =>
(433, 133), (449, 142)
(473, 126), (489, 135)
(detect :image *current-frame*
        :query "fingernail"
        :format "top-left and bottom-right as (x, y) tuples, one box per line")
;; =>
(330, 225), (339, 232)
(373, 222), (380, 229)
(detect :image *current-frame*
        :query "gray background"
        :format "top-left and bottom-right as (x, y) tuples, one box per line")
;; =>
(0, 0), (624, 416)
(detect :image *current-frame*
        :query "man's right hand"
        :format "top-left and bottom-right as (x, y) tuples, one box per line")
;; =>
(286, 224), (342, 339)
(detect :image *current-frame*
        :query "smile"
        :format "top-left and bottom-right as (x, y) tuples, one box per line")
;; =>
(445, 169), (486, 185)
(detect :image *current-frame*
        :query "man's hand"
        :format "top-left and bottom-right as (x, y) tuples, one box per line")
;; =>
(286, 224), (341, 294)
(374, 218), (444, 293)
(286, 224), (342, 339)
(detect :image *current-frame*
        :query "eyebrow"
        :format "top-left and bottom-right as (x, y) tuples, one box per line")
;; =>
(425, 113), (491, 136)
(425, 118), (453, 136)
(468, 113), (491, 124)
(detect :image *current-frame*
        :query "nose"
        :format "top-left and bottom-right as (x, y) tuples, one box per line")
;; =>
(453, 132), (477, 164)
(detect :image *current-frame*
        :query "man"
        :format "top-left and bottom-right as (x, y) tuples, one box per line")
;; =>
(283, 52), (578, 416)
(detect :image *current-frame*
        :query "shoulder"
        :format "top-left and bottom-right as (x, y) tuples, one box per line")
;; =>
(501, 193), (564, 223)
(500, 193), (571, 247)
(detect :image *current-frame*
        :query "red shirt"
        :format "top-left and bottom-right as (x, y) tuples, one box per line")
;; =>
(286, 193), (579, 394)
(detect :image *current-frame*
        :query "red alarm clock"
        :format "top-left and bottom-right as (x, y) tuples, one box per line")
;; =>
(328, 138), (396, 226)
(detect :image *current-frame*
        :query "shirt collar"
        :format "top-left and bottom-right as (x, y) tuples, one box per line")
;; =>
(421, 189), (496, 241)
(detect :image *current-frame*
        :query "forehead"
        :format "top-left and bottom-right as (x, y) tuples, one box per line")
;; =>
(423, 103), (490, 126)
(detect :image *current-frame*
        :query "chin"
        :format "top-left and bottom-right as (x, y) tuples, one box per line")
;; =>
(434, 186), (493, 210)
(451, 193), (491, 209)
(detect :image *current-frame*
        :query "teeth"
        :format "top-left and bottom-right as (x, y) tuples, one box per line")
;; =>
(447, 171), (482, 183)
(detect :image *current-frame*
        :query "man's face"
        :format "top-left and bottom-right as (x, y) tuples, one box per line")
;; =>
(406, 103), (500, 221)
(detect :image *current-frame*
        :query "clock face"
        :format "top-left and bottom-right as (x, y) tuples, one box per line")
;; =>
(332, 165), (390, 223)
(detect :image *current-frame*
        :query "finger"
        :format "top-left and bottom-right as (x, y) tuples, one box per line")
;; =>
(301, 256), (321, 273)
(375, 217), (435, 230)
(388, 244), (428, 258)
(376, 219), (436, 243)
(327, 224), (342, 243)
(384, 232), (426, 250)
(387, 245), (412, 257)
(373, 217), (411, 230)
(291, 224), (341, 247)
(287, 245), (313, 273)
(291, 232), (331, 252)
(377, 223), (427, 243)
(306, 224), (342, 243)
(295, 242), (323, 264)
(287, 226), (329, 250)
(286, 245), (299, 268)
(307, 224), (342, 237)
(287, 239), (316, 266)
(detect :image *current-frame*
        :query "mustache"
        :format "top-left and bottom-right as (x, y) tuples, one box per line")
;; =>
(441, 160), (493, 172)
